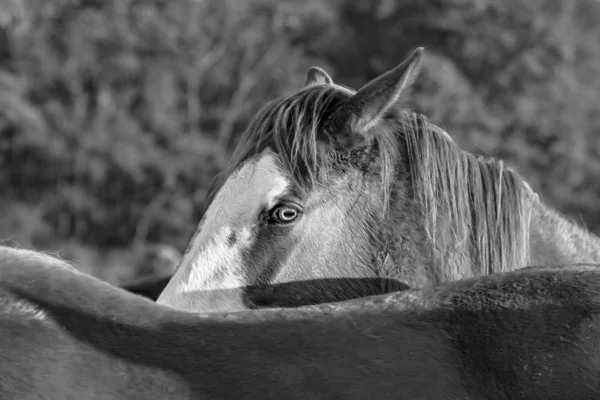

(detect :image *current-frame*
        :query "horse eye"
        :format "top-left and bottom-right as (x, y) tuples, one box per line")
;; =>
(269, 205), (300, 224)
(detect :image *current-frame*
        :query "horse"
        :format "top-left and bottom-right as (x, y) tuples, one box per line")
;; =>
(2, 245), (600, 399)
(157, 47), (600, 313)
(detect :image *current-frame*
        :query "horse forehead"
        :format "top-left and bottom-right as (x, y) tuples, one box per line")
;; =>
(247, 151), (290, 202)
(206, 151), (290, 227)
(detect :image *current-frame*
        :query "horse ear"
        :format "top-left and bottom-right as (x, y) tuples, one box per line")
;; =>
(304, 66), (334, 87)
(347, 47), (424, 133)
(327, 47), (424, 149)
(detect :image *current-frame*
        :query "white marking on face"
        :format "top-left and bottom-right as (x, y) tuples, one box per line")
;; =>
(157, 150), (290, 309)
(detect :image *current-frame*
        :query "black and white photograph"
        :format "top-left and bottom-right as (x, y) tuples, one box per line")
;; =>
(1, 1), (599, 398)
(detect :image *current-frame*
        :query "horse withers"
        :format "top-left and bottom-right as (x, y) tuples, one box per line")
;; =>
(2, 246), (600, 399)
(157, 46), (600, 313)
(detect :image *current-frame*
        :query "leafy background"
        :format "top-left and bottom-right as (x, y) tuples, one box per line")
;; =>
(1, 0), (599, 285)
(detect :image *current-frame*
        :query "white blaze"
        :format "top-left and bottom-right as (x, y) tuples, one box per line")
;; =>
(157, 151), (290, 308)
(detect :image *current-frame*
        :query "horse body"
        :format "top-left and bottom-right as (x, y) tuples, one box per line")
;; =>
(2, 246), (600, 399)
(157, 47), (600, 313)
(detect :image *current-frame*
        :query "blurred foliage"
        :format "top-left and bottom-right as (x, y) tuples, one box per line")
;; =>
(1, 0), (599, 282)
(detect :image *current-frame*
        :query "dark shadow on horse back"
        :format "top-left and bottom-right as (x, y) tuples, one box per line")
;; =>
(242, 277), (411, 309)
(121, 275), (411, 305)
(163, 277), (411, 310)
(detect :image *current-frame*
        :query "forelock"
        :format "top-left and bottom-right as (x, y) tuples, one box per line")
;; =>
(207, 85), (355, 202)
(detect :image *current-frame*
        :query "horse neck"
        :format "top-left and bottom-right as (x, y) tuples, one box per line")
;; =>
(529, 199), (600, 265)
(384, 193), (475, 287)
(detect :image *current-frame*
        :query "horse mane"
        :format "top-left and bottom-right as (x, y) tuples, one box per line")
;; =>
(398, 113), (533, 275)
(211, 83), (533, 275)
